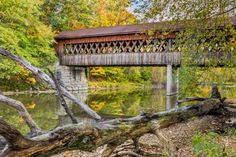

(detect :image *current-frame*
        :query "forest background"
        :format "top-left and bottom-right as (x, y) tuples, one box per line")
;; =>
(0, 0), (236, 98)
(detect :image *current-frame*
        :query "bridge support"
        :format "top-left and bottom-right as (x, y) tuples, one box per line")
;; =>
(166, 65), (178, 96)
(55, 91), (88, 124)
(55, 63), (88, 91)
(166, 95), (178, 110)
(166, 65), (179, 110)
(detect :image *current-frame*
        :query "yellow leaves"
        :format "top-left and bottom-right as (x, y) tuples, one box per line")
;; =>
(19, 67), (29, 76)
(26, 101), (36, 109)
(230, 37), (236, 49)
(17, 117), (24, 123)
(90, 67), (106, 77)
(91, 0), (136, 27)
(15, 66), (37, 85)
(200, 86), (211, 97)
(90, 101), (105, 111)
(26, 77), (36, 85)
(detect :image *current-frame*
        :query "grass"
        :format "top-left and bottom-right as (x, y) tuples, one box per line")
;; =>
(192, 129), (236, 157)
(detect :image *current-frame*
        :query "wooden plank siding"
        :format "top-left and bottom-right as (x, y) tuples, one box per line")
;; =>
(61, 52), (181, 66)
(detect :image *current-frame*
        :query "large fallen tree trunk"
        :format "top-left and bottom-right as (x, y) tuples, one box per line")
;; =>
(1, 98), (234, 157)
(0, 48), (101, 120)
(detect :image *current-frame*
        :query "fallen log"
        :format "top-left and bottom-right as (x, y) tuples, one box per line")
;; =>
(224, 99), (236, 104)
(176, 97), (207, 105)
(0, 48), (101, 120)
(0, 98), (228, 157)
(176, 85), (222, 105)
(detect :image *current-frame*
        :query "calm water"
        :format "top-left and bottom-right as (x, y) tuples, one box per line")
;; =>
(0, 86), (236, 134)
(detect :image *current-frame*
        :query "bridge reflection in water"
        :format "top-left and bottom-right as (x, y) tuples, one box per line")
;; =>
(55, 88), (178, 126)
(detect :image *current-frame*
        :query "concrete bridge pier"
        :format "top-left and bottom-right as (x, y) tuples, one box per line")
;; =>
(55, 63), (88, 91)
(166, 64), (179, 110)
(166, 95), (178, 110)
(55, 91), (88, 124)
(166, 64), (178, 96)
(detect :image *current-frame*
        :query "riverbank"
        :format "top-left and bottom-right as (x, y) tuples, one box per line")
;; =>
(52, 115), (236, 157)
(88, 81), (153, 90)
(2, 90), (55, 96)
(1, 81), (154, 95)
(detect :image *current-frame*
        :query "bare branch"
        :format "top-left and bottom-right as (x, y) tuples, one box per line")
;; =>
(0, 48), (101, 120)
(48, 69), (78, 124)
(0, 94), (41, 134)
(176, 97), (207, 105)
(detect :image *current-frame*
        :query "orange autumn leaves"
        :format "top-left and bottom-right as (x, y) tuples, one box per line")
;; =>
(14, 67), (36, 86)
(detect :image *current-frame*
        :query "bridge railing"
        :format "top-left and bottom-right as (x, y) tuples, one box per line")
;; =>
(62, 38), (175, 55)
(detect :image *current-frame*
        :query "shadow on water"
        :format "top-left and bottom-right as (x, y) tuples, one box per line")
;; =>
(1, 85), (236, 134)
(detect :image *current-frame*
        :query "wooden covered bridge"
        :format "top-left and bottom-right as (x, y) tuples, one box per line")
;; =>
(55, 17), (236, 67)
(54, 17), (236, 94)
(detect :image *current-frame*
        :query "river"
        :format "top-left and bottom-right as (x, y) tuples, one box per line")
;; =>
(0, 85), (235, 134)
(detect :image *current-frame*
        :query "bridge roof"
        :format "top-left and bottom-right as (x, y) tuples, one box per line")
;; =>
(55, 16), (236, 41)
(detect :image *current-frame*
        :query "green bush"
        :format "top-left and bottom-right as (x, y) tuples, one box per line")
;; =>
(192, 132), (223, 157)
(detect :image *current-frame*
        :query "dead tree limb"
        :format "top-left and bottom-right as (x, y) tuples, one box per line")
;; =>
(100, 99), (221, 126)
(176, 97), (208, 105)
(224, 99), (236, 104)
(0, 48), (101, 120)
(0, 119), (36, 151)
(48, 70), (78, 124)
(0, 98), (226, 157)
(0, 94), (41, 134)
(110, 150), (142, 157)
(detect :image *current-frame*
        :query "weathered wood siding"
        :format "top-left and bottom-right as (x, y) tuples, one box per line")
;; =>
(61, 52), (181, 66)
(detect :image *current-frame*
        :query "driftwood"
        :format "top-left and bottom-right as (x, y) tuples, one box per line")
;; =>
(176, 97), (207, 105)
(48, 70), (78, 124)
(0, 48), (101, 120)
(0, 94), (41, 134)
(176, 85), (222, 105)
(224, 99), (236, 104)
(1, 97), (233, 157)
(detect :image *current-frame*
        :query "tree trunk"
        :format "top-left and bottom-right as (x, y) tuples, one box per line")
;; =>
(0, 99), (229, 157)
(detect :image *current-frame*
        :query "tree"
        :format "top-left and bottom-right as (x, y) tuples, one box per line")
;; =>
(133, 0), (236, 64)
(41, 0), (94, 31)
(0, 0), (56, 90)
(133, 0), (236, 96)
(91, 0), (136, 27)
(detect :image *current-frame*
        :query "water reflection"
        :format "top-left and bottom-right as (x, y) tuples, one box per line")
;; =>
(0, 87), (177, 134)
(1, 85), (235, 134)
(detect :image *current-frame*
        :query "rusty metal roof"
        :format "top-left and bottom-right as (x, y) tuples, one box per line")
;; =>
(55, 16), (236, 41)
(54, 22), (185, 40)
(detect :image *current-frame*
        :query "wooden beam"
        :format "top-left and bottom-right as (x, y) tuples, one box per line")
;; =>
(61, 52), (181, 66)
